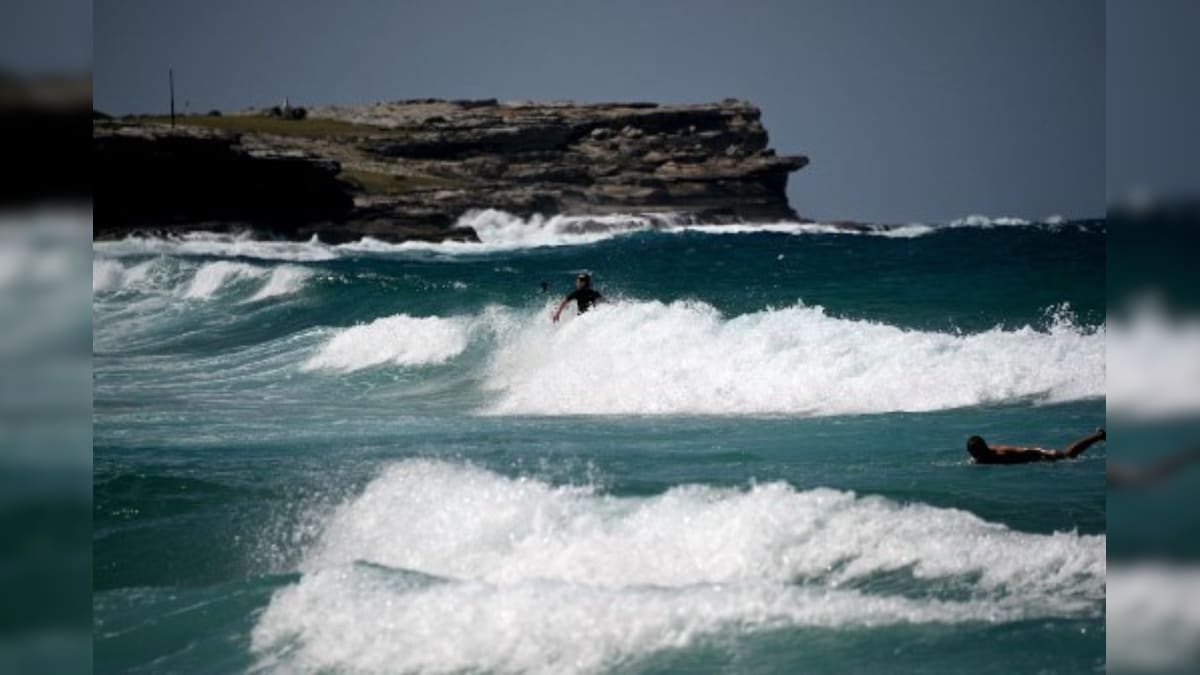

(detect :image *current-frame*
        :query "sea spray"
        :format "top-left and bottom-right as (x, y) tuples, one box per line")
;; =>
(251, 460), (1105, 674)
(480, 300), (1104, 416)
(93, 212), (1093, 261)
(301, 314), (473, 372)
(182, 261), (267, 299)
(246, 265), (314, 302)
(93, 258), (313, 303)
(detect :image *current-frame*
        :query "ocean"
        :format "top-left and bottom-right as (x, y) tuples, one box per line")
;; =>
(93, 213), (1106, 673)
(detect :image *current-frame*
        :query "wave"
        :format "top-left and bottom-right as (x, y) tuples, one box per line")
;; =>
(1107, 300), (1200, 419)
(90, 212), (668, 261)
(247, 265), (313, 302)
(1107, 564), (1200, 672)
(301, 314), (473, 372)
(451, 208), (681, 249)
(93, 258), (311, 303)
(479, 300), (1104, 416)
(182, 261), (265, 299)
(251, 460), (1104, 673)
(336, 209), (685, 256)
(99, 284), (1102, 416)
(668, 221), (935, 239)
(94, 231), (339, 262)
(92, 212), (1091, 262)
(254, 570), (1049, 675)
(679, 214), (1086, 240)
(93, 258), (158, 293)
(947, 214), (1033, 228)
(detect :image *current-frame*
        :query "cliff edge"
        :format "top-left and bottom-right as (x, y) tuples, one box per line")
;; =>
(94, 98), (810, 242)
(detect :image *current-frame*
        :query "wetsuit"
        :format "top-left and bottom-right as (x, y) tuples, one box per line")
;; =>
(566, 287), (602, 313)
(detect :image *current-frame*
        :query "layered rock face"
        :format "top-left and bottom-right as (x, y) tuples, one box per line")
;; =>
(94, 99), (810, 242)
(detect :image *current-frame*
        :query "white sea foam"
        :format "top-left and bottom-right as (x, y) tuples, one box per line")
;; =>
(344, 211), (1036, 254)
(92, 258), (170, 294)
(340, 209), (676, 255)
(253, 570), (1047, 675)
(462, 208), (672, 248)
(93, 259), (133, 293)
(674, 214), (1077, 240)
(92, 212), (1079, 262)
(247, 265), (313, 302)
(301, 314), (472, 372)
(482, 300), (1104, 416)
(304, 461), (1105, 594)
(93, 256), (311, 304)
(1107, 564), (1200, 672)
(181, 261), (267, 299)
(948, 214), (1032, 228)
(668, 221), (936, 239)
(395, 211), (1071, 252)
(252, 460), (1104, 674)
(95, 232), (338, 261)
(1107, 300), (1200, 418)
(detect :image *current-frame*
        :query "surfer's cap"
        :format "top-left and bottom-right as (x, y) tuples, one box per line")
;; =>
(576, 273), (591, 285)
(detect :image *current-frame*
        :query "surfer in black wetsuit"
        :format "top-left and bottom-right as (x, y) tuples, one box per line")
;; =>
(551, 273), (602, 322)
(966, 428), (1105, 465)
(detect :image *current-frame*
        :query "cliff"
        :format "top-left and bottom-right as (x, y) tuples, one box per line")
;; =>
(93, 99), (810, 242)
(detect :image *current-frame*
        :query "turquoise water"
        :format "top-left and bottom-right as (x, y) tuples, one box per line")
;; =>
(93, 218), (1106, 673)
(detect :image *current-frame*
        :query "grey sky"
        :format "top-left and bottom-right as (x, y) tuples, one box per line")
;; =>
(1107, 0), (1200, 203)
(94, 0), (1103, 223)
(1, 0), (91, 73)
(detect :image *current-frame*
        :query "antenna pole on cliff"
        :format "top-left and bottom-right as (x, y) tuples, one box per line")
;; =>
(169, 67), (175, 128)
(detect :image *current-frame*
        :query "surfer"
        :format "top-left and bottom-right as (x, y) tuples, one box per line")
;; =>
(966, 428), (1105, 464)
(551, 273), (602, 322)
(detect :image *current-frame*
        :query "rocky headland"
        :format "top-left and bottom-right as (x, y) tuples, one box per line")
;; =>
(94, 98), (823, 243)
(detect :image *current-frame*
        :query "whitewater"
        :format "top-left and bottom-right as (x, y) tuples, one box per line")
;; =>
(94, 254), (1102, 417)
(94, 216), (1107, 673)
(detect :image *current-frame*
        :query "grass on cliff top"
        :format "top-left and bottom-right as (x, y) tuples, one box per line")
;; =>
(131, 114), (385, 138)
(337, 168), (469, 195)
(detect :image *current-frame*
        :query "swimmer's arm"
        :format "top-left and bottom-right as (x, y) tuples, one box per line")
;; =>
(551, 296), (572, 322)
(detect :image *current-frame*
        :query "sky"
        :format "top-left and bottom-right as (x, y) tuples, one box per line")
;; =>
(0, 0), (91, 74)
(87, 0), (1107, 223)
(1106, 0), (1200, 204)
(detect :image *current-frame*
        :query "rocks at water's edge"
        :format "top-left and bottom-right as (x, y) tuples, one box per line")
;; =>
(94, 99), (817, 242)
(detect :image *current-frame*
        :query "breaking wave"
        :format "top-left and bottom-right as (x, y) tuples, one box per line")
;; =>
(251, 460), (1104, 674)
(301, 314), (472, 372)
(947, 214), (1033, 228)
(1107, 564), (1200, 673)
(479, 300), (1104, 416)
(182, 261), (264, 299)
(94, 231), (339, 261)
(1107, 299), (1200, 418)
(96, 266), (1103, 417)
(92, 212), (1086, 261)
(93, 258), (158, 293)
(248, 265), (314, 302)
(92, 258), (311, 302)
